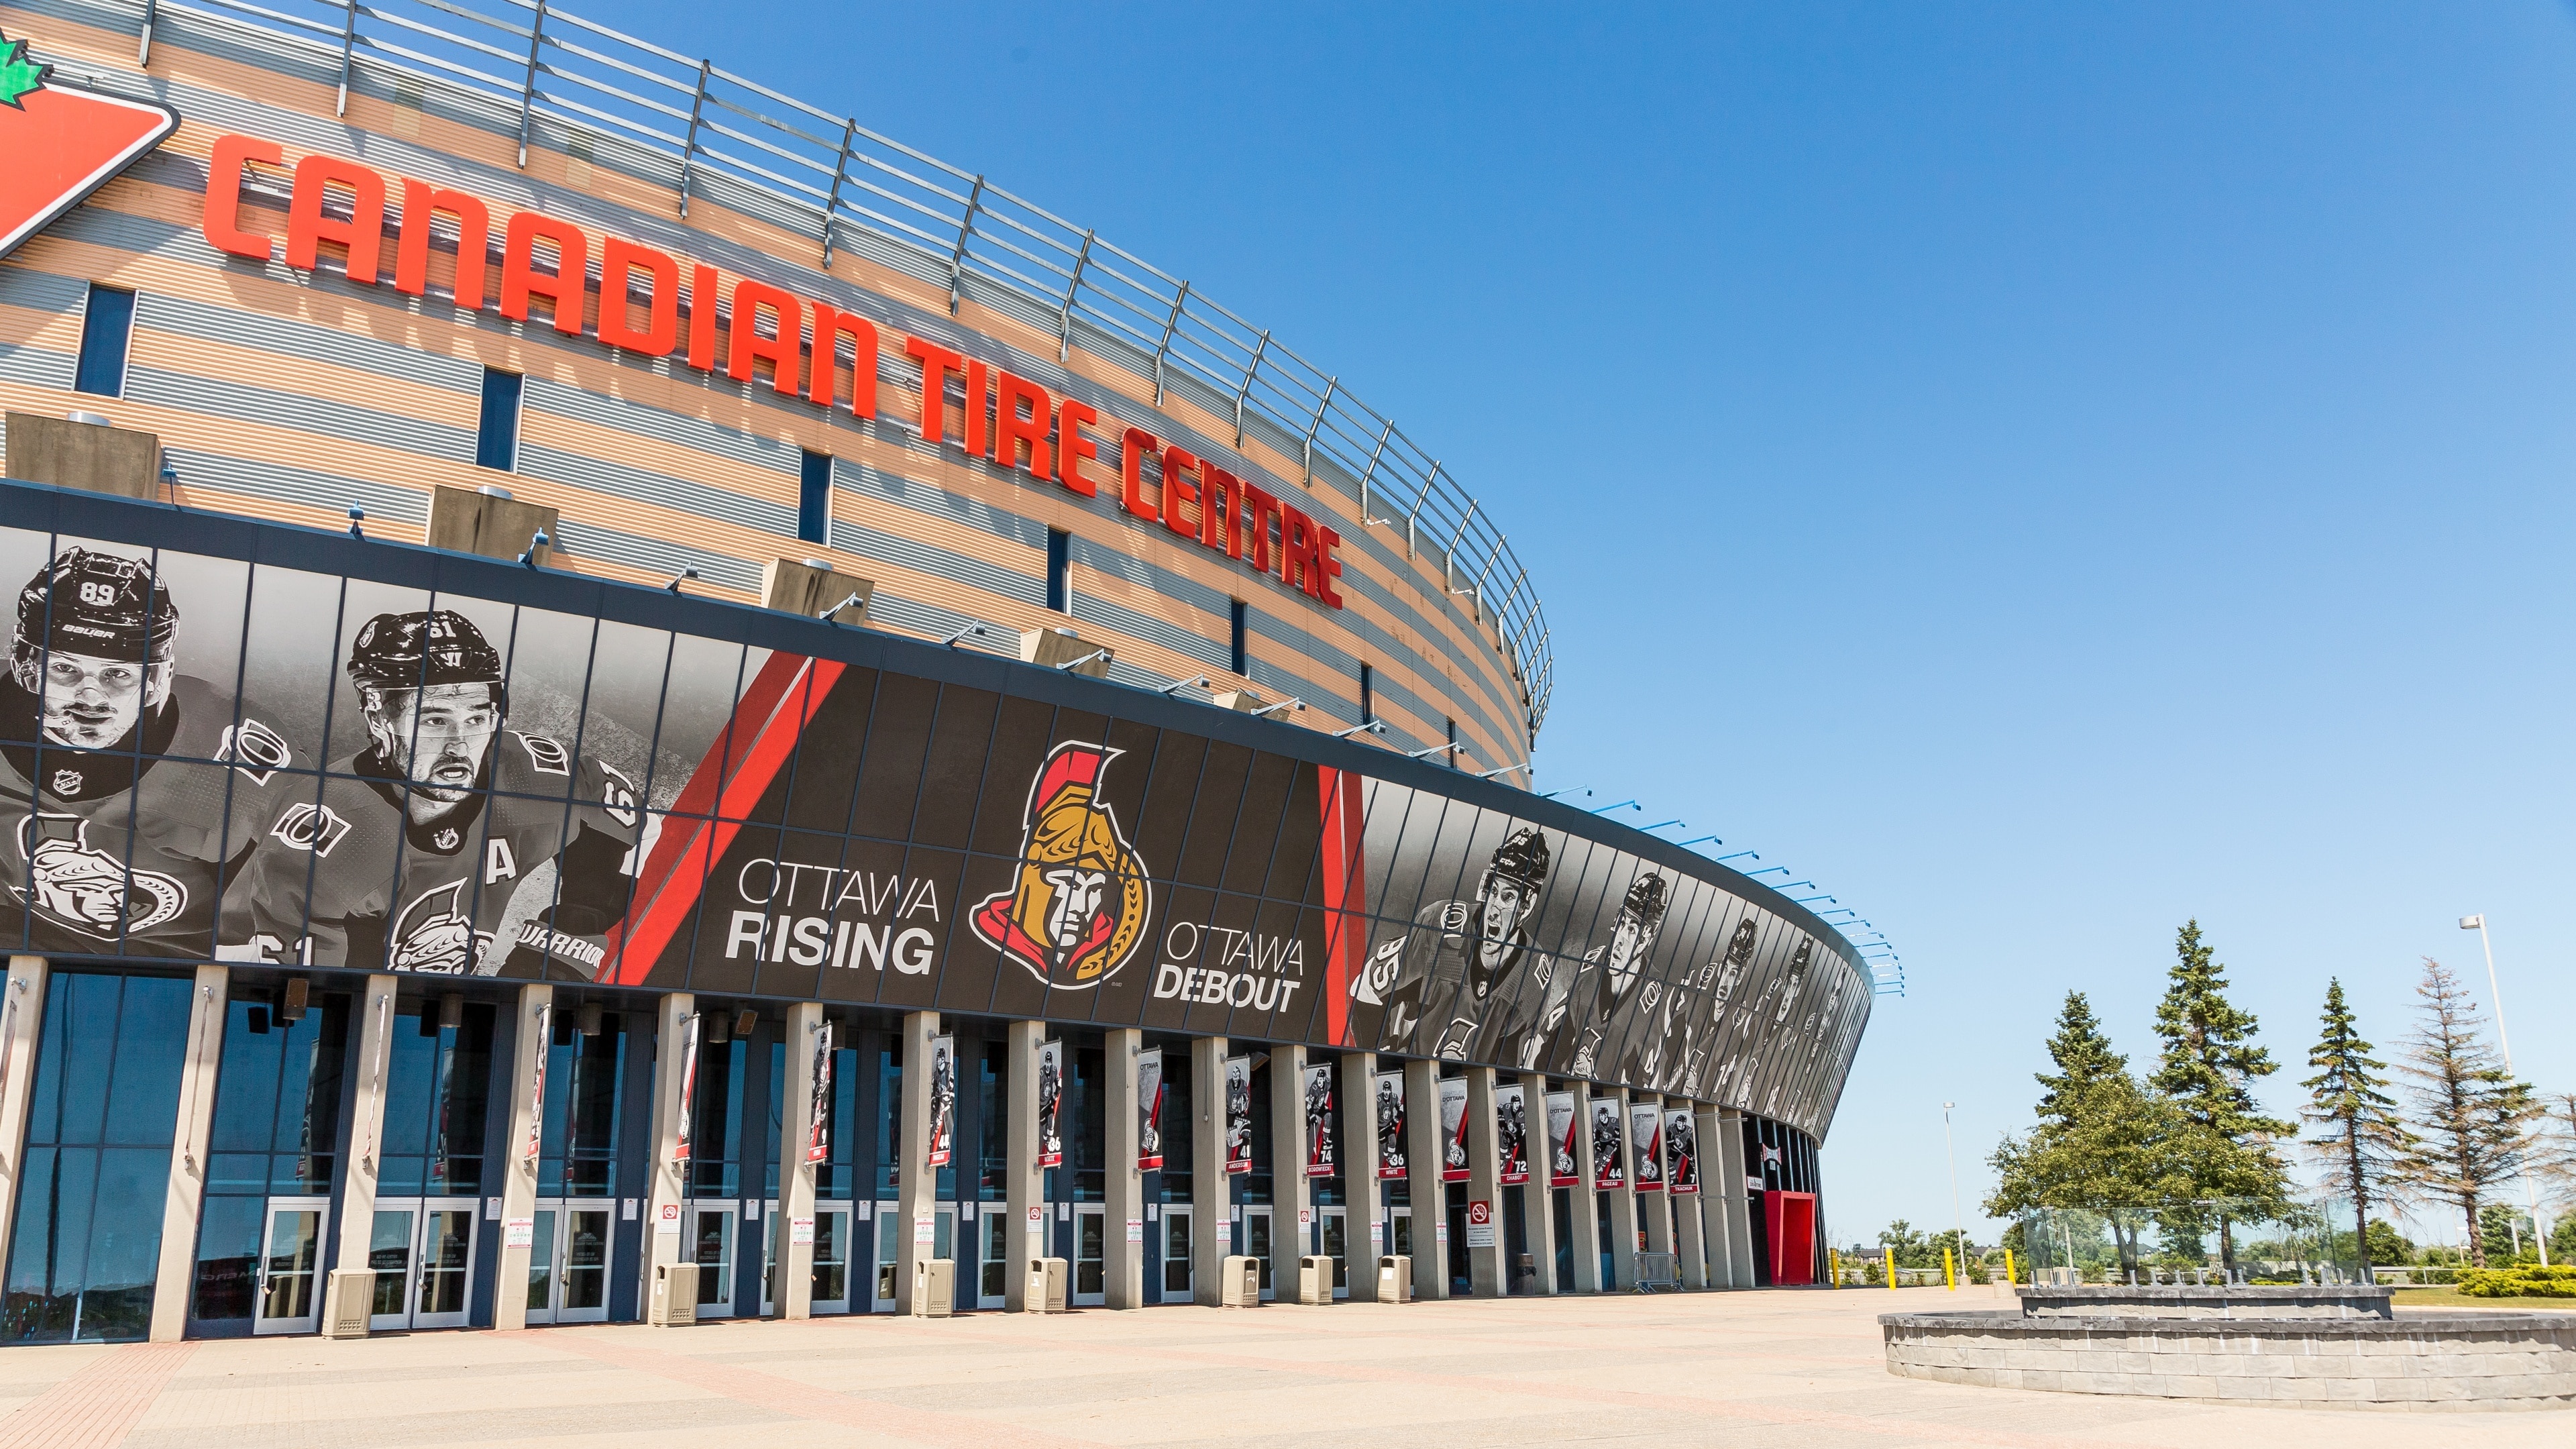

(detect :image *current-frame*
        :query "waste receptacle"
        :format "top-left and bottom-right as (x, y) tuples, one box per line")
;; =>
(1378, 1254), (1411, 1304)
(1028, 1256), (1068, 1313)
(1220, 1254), (1262, 1307)
(1298, 1254), (1334, 1305)
(915, 1258), (954, 1318)
(321, 1269), (375, 1339)
(650, 1263), (700, 1326)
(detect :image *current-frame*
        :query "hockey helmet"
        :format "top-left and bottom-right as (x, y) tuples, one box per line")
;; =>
(15, 549), (177, 663)
(1623, 872), (1669, 929)
(347, 609), (505, 706)
(1482, 826), (1550, 894)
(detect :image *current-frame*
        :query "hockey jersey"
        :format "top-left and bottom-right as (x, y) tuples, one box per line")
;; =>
(219, 731), (640, 977)
(0, 674), (295, 958)
(1351, 898), (1538, 1061)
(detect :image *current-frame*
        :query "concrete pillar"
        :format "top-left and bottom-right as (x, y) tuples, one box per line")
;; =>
(895, 1010), (939, 1314)
(1269, 1044), (1308, 1291)
(0, 958), (50, 1281)
(1402, 1059), (1447, 1299)
(1003, 1022), (1042, 1310)
(1676, 1104), (1709, 1289)
(148, 965), (225, 1342)
(492, 983), (553, 1332)
(1339, 1051), (1380, 1301)
(1717, 1108), (1755, 1287)
(1462, 1067), (1505, 1296)
(1519, 1072), (1556, 1295)
(1189, 1035), (1227, 1304)
(331, 975), (401, 1284)
(774, 1001), (823, 1319)
(645, 993), (696, 1285)
(1604, 1087), (1637, 1291)
(1568, 1080), (1603, 1295)
(1697, 1104), (1731, 1287)
(1104, 1028), (1144, 1309)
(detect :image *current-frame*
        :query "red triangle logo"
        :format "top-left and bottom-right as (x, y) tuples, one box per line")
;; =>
(0, 30), (180, 261)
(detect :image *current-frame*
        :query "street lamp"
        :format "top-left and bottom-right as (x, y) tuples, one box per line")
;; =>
(2461, 914), (2548, 1267)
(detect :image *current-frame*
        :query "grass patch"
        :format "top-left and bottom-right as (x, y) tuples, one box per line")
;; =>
(2390, 1285), (2576, 1312)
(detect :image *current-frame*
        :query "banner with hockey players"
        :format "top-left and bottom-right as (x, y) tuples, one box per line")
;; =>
(1224, 1055), (1254, 1174)
(1438, 1076), (1469, 1183)
(1629, 1102), (1664, 1192)
(1590, 1097), (1625, 1192)
(1036, 1039), (1065, 1169)
(1666, 1106), (1699, 1195)
(1375, 1069), (1407, 1179)
(1303, 1062), (1336, 1177)
(523, 1001), (550, 1164)
(1495, 1083), (1529, 1185)
(673, 1011), (702, 1164)
(805, 1018), (834, 1165)
(926, 1034), (956, 1169)
(1546, 1091), (1580, 1188)
(1134, 1047), (1163, 1171)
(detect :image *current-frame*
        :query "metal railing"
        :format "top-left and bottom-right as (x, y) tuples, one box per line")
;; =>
(116, 0), (1555, 738)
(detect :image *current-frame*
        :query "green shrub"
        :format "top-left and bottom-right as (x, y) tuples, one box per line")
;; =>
(2457, 1265), (2576, 1299)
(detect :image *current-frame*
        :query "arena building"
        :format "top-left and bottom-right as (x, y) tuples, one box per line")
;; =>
(0, 0), (1867, 1343)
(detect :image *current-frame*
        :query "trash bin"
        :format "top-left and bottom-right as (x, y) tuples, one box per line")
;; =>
(915, 1258), (954, 1318)
(1220, 1254), (1262, 1307)
(649, 1263), (700, 1326)
(321, 1269), (375, 1339)
(1298, 1254), (1334, 1305)
(1513, 1253), (1539, 1295)
(1378, 1254), (1411, 1304)
(1028, 1256), (1068, 1313)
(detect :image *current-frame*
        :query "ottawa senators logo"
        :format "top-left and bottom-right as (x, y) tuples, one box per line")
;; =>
(386, 879), (489, 975)
(15, 813), (185, 938)
(970, 741), (1149, 989)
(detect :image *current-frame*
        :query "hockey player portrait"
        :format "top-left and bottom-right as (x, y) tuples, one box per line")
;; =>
(1, 547), (294, 957)
(221, 608), (639, 975)
(1350, 826), (1550, 1060)
(1532, 871), (1668, 1079)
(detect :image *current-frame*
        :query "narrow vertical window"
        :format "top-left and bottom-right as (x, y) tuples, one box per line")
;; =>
(798, 449), (832, 545)
(1045, 527), (1071, 613)
(73, 284), (136, 398)
(1445, 716), (1457, 766)
(1358, 663), (1374, 724)
(476, 366), (523, 472)
(1228, 600), (1248, 676)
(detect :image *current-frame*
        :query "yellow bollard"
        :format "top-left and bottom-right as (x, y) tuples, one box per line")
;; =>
(1944, 1247), (1956, 1291)
(1831, 1248), (1842, 1288)
(2006, 1248), (2017, 1287)
(1886, 1252), (1897, 1290)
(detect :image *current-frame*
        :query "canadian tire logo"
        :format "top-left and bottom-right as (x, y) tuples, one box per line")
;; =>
(0, 30), (180, 261)
(970, 741), (1150, 989)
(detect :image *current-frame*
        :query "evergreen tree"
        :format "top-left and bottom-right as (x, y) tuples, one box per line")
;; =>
(1987, 991), (2184, 1271)
(2393, 957), (2540, 1271)
(2149, 921), (2292, 1265)
(2300, 978), (2415, 1273)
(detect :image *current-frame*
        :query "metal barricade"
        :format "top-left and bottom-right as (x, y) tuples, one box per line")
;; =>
(1633, 1252), (1681, 1293)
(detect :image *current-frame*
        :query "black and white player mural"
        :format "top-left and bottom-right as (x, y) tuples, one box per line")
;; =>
(0, 518), (1868, 1137)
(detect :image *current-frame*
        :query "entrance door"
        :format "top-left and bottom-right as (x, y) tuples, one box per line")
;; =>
(873, 1201), (899, 1311)
(1242, 1206), (1274, 1300)
(979, 1208), (1010, 1303)
(763, 1200), (856, 1316)
(253, 1198), (328, 1336)
(368, 1198), (478, 1331)
(526, 1200), (614, 1325)
(1161, 1206), (1193, 1302)
(1390, 1204), (1412, 1261)
(1320, 1206), (1349, 1297)
(690, 1201), (738, 1318)
(1071, 1205), (1106, 1306)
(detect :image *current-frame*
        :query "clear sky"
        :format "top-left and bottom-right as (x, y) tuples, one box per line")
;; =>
(611, 0), (2576, 1246)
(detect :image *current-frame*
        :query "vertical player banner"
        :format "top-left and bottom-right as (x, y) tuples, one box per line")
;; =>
(523, 1002), (550, 1164)
(1590, 1097), (1625, 1192)
(1303, 1062), (1336, 1177)
(804, 1018), (835, 1165)
(1438, 1076), (1470, 1183)
(1629, 1102), (1664, 1191)
(1224, 1055), (1254, 1174)
(1375, 1069), (1408, 1179)
(1546, 1091), (1579, 1188)
(926, 1033), (956, 1169)
(1036, 1038), (1065, 1169)
(1134, 1047), (1163, 1171)
(1666, 1106), (1699, 1195)
(1495, 1083), (1528, 1185)
(672, 1012), (702, 1164)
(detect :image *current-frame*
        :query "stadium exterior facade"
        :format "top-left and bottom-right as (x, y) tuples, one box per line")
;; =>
(0, 0), (1866, 1343)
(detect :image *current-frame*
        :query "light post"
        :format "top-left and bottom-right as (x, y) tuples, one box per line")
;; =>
(2460, 914), (2547, 1267)
(1943, 1102), (1965, 1291)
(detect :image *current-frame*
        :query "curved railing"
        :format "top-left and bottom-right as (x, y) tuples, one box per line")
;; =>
(104, 0), (1555, 737)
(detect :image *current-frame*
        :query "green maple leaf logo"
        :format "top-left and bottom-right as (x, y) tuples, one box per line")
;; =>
(0, 30), (54, 111)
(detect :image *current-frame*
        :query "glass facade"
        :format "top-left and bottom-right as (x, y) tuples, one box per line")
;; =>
(191, 989), (348, 1332)
(378, 1003), (494, 1198)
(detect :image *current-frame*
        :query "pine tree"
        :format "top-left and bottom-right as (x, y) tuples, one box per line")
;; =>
(2149, 921), (2291, 1265)
(1987, 991), (2184, 1271)
(2300, 977), (2414, 1273)
(2393, 957), (2540, 1271)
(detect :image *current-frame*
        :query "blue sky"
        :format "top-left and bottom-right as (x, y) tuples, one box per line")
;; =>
(613, 1), (2576, 1246)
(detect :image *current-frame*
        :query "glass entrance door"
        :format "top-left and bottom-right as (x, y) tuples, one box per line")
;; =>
(1320, 1206), (1349, 1297)
(867, 1200), (955, 1310)
(691, 1202), (738, 1318)
(368, 1198), (477, 1331)
(525, 1201), (613, 1325)
(253, 1199), (328, 1335)
(1160, 1206), (1193, 1302)
(1071, 1205), (1106, 1306)
(979, 1208), (1009, 1303)
(1391, 1204), (1413, 1260)
(760, 1199), (855, 1316)
(1242, 1206), (1274, 1300)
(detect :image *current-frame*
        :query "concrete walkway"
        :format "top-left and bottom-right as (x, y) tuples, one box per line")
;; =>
(0, 1287), (2560, 1447)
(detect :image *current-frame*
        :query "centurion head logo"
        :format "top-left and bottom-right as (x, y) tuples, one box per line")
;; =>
(971, 741), (1150, 989)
